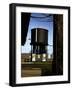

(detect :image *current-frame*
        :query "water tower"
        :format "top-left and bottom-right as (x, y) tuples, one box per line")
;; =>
(30, 28), (48, 61)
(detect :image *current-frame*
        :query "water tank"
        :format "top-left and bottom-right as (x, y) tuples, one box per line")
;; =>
(30, 28), (48, 45)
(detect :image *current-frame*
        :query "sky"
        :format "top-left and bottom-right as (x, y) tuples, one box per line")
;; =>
(21, 13), (53, 55)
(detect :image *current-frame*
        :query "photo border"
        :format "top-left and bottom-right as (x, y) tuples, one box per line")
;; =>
(9, 3), (70, 87)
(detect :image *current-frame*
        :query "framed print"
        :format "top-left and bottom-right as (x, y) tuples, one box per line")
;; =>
(9, 3), (70, 86)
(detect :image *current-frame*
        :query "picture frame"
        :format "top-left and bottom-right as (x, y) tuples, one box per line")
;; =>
(9, 3), (70, 87)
